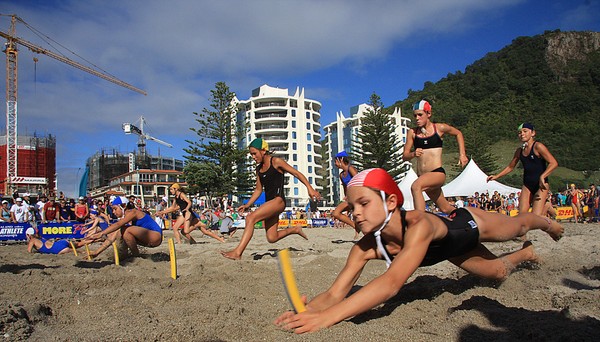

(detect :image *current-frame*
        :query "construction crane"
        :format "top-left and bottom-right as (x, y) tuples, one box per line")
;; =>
(123, 115), (173, 156)
(1, 14), (146, 193)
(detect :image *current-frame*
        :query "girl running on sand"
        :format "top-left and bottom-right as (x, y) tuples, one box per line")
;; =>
(221, 138), (321, 260)
(487, 123), (558, 217)
(402, 100), (468, 213)
(275, 168), (563, 333)
(156, 183), (224, 244)
(331, 151), (360, 240)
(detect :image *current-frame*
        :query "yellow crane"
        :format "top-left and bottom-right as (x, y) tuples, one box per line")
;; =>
(0, 14), (146, 193)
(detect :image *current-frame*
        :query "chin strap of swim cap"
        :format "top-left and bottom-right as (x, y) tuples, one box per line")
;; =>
(374, 190), (393, 268)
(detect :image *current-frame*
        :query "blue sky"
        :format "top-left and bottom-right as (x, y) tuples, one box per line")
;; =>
(0, 0), (599, 197)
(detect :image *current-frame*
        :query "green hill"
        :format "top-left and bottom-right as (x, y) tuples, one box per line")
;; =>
(392, 30), (600, 191)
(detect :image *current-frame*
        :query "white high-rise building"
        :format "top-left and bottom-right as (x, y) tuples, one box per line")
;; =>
(235, 84), (322, 208)
(323, 104), (411, 205)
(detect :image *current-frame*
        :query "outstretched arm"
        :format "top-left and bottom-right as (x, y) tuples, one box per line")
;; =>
(274, 240), (374, 328)
(87, 209), (137, 240)
(239, 174), (263, 213)
(402, 129), (419, 161)
(535, 142), (558, 190)
(277, 219), (433, 333)
(439, 123), (468, 166)
(275, 158), (321, 200)
(487, 148), (520, 182)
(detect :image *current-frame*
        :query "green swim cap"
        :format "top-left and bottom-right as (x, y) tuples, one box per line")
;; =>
(249, 138), (268, 150)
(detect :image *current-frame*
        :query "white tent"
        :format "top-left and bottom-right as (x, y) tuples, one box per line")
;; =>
(398, 168), (428, 210)
(442, 159), (520, 197)
(398, 159), (519, 210)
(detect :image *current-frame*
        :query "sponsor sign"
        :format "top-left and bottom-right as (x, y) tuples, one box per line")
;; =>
(311, 219), (329, 227)
(10, 176), (47, 184)
(0, 222), (30, 241)
(0, 221), (88, 241)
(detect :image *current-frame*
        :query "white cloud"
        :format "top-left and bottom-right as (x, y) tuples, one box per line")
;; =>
(0, 0), (529, 177)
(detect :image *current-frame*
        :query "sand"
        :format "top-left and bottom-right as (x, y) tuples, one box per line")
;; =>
(1, 222), (599, 341)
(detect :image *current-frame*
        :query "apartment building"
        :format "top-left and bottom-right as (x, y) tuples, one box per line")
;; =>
(323, 104), (411, 205)
(235, 84), (323, 208)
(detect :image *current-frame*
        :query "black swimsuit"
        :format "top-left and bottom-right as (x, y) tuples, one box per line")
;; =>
(520, 141), (547, 194)
(413, 125), (443, 149)
(414, 125), (445, 174)
(379, 209), (480, 267)
(175, 193), (193, 217)
(258, 157), (286, 202)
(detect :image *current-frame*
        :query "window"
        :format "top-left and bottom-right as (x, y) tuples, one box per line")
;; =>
(293, 154), (297, 161)
(294, 178), (298, 184)
(307, 155), (312, 162)
(291, 109), (296, 116)
(307, 133), (311, 140)
(308, 177), (313, 184)
(292, 143), (297, 150)
(308, 166), (312, 173)
(292, 132), (296, 139)
(294, 188), (299, 195)
(292, 121), (296, 128)
(306, 111), (310, 119)
(306, 122), (311, 130)
(307, 144), (311, 152)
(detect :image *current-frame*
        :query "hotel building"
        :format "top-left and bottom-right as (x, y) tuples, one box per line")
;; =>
(323, 104), (411, 205)
(235, 84), (322, 208)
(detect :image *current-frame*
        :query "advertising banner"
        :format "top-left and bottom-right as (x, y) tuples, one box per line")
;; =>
(0, 221), (97, 241)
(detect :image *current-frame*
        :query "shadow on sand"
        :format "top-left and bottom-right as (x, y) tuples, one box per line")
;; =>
(451, 296), (600, 341)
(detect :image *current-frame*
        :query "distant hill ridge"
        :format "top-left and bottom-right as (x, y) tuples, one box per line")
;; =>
(393, 30), (600, 172)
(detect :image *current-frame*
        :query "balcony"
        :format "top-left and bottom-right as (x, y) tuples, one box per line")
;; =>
(255, 100), (287, 108)
(269, 144), (289, 152)
(258, 133), (288, 141)
(255, 122), (288, 131)
(255, 111), (287, 120)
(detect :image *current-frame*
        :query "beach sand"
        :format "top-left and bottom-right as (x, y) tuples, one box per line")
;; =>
(1, 222), (599, 341)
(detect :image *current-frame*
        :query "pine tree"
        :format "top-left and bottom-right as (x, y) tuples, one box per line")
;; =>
(352, 93), (405, 179)
(454, 121), (498, 175)
(183, 82), (253, 204)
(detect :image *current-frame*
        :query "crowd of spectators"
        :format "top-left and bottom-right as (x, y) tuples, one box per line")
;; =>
(441, 183), (599, 223)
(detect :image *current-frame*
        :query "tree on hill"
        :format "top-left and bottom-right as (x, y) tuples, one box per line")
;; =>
(453, 121), (498, 175)
(352, 93), (405, 179)
(183, 82), (253, 203)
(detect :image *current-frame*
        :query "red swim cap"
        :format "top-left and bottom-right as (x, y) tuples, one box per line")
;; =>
(348, 168), (404, 207)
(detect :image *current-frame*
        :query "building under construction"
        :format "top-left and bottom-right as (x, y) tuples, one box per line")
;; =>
(0, 133), (56, 196)
(86, 148), (184, 191)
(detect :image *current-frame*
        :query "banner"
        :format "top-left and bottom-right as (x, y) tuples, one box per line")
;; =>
(0, 221), (100, 241)
(0, 222), (31, 241)
(310, 219), (329, 227)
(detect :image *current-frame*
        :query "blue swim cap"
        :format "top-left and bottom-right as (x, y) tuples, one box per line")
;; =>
(111, 196), (129, 206)
(335, 151), (349, 158)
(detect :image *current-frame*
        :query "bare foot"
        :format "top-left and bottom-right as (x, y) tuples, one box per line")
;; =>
(220, 250), (241, 260)
(543, 218), (564, 241)
(521, 241), (540, 263)
(294, 226), (308, 240)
